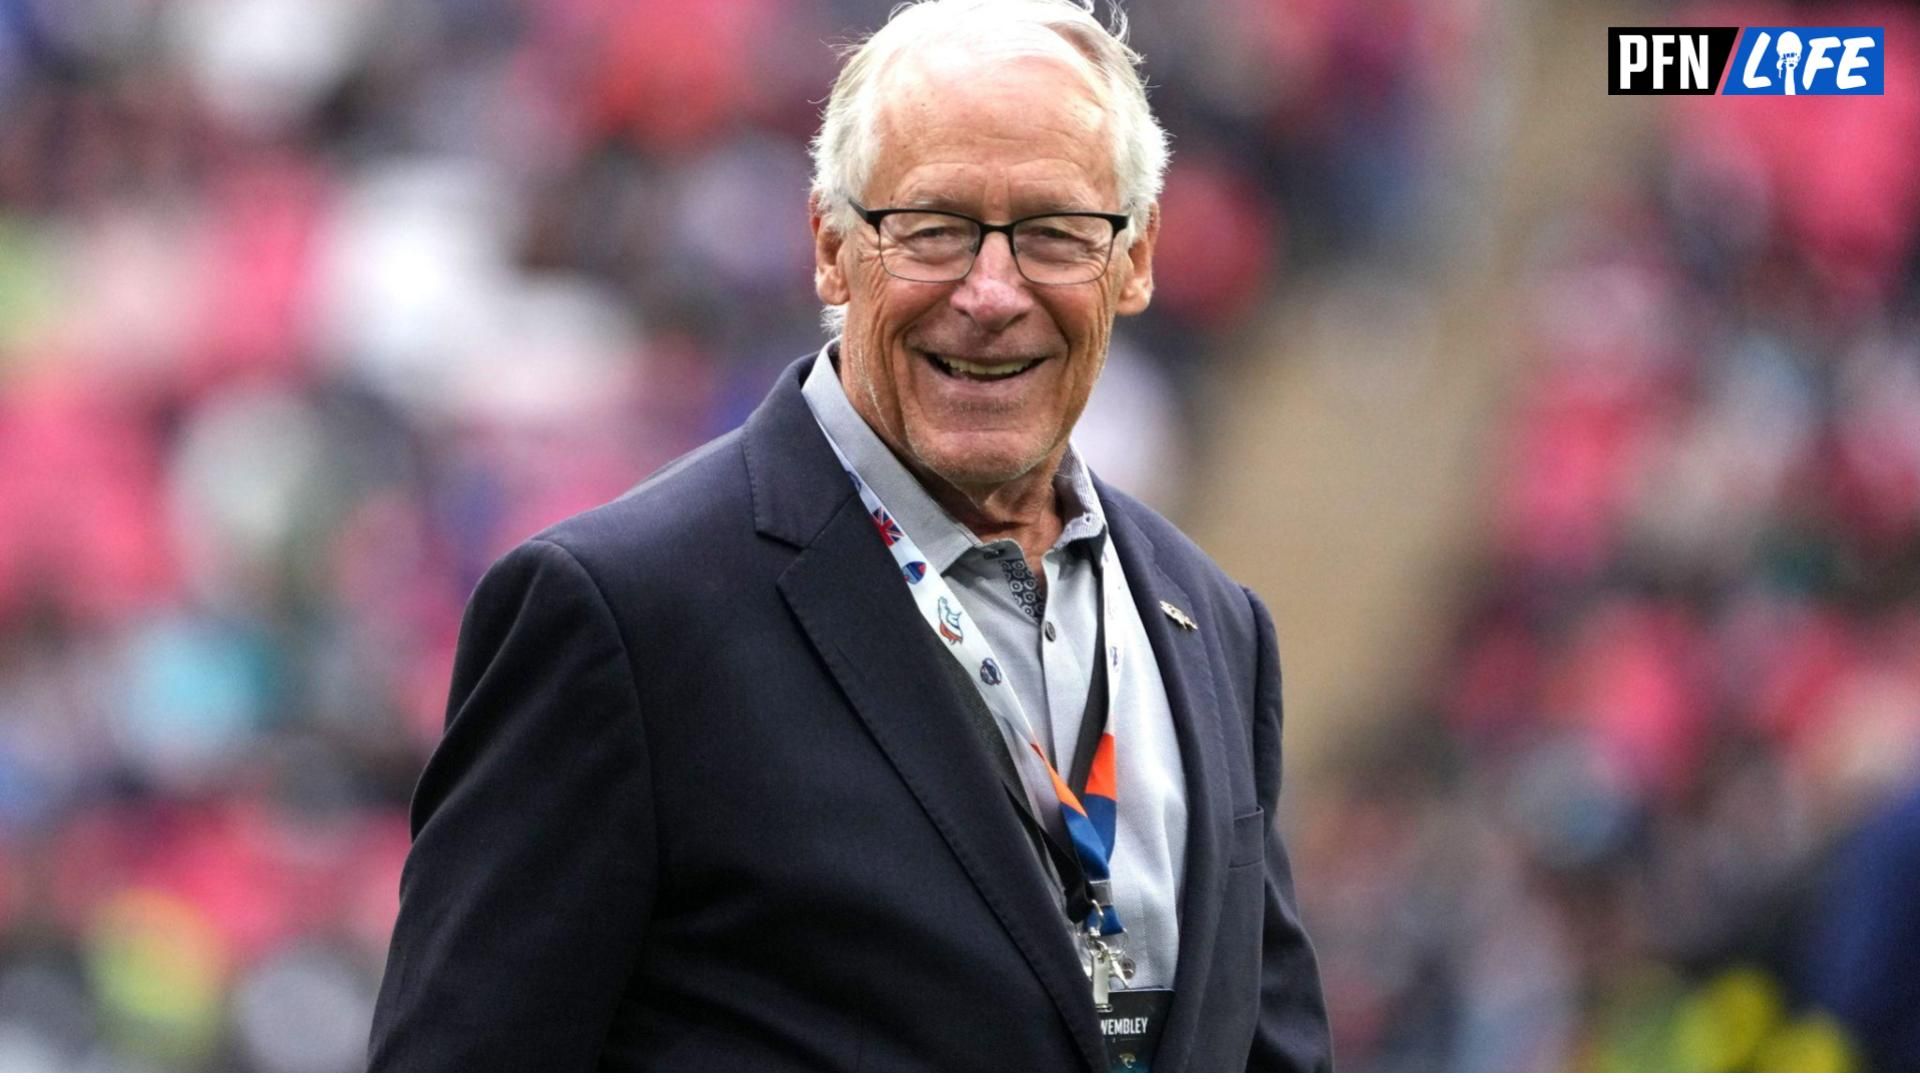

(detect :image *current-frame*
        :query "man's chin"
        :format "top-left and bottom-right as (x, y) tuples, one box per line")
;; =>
(904, 431), (1055, 494)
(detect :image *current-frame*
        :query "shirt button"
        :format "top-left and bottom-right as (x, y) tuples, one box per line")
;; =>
(1043, 621), (1057, 642)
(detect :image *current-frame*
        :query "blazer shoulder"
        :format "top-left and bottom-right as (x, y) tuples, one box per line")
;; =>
(533, 428), (754, 568)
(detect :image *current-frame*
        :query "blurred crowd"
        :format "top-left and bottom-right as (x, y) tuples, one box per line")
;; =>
(1296, 4), (1920, 1069)
(0, 0), (1483, 1067)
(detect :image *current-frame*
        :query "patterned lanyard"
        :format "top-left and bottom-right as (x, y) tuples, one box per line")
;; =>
(819, 432), (1129, 943)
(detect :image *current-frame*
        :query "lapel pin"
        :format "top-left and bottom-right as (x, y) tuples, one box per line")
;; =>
(1160, 600), (1198, 632)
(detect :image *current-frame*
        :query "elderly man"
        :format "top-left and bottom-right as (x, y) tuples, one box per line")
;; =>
(369, 0), (1329, 1070)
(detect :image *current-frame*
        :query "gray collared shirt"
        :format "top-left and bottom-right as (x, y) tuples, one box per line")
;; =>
(802, 345), (1186, 991)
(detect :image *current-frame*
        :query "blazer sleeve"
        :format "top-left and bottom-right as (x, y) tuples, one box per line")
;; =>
(368, 538), (656, 1070)
(1242, 586), (1335, 1071)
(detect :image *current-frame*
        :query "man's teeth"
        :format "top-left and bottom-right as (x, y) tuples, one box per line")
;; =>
(931, 353), (1041, 378)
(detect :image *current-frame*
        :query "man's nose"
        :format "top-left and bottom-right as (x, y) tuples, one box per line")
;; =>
(948, 232), (1034, 331)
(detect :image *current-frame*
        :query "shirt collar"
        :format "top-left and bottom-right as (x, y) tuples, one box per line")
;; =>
(801, 343), (1108, 573)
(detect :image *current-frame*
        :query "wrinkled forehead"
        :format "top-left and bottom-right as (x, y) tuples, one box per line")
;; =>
(866, 36), (1114, 189)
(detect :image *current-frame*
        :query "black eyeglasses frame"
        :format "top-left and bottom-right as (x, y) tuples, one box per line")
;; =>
(847, 199), (1131, 285)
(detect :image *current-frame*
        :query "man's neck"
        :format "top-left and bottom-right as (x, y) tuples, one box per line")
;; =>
(906, 455), (1067, 568)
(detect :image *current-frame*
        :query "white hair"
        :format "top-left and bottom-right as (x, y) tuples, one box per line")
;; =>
(809, 0), (1170, 334)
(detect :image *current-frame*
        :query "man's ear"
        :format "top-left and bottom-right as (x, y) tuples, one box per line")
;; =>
(1114, 202), (1159, 316)
(811, 190), (851, 306)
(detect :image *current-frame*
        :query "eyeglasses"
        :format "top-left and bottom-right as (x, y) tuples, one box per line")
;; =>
(849, 199), (1130, 286)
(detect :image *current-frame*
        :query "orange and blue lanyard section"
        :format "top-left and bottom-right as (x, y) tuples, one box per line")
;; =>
(1046, 733), (1121, 935)
(820, 432), (1127, 939)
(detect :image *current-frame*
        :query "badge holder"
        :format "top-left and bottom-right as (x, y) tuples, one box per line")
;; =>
(1080, 893), (1169, 1071)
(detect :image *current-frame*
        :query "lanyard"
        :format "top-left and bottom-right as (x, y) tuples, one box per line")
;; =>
(819, 433), (1129, 947)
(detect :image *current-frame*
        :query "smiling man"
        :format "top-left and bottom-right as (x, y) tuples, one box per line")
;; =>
(369, 0), (1329, 1071)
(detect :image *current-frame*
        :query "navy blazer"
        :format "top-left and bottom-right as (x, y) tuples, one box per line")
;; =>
(368, 357), (1331, 1070)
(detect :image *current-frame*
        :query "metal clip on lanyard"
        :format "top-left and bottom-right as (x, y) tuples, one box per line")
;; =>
(997, 763), (1136, 1003)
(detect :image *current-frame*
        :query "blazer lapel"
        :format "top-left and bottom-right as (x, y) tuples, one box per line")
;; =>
(746, 359), (1108, 1069)
(1102, 491), (1233, 1073)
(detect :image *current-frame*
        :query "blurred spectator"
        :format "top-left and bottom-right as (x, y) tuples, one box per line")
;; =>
(1799, 781), (1920, 1070)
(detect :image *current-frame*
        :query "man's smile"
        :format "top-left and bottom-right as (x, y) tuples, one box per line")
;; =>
(916, 347), (1053, 382)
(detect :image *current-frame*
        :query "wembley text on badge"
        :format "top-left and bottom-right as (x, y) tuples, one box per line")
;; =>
(1609, 27), (1884, 95)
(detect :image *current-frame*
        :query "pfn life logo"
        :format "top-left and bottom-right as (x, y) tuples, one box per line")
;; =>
(1609, 26), (1884, 95)
(1724, 28), (1883, 95)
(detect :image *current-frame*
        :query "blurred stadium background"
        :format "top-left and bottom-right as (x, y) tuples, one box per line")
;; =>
(0, 0), (1915, 1069)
